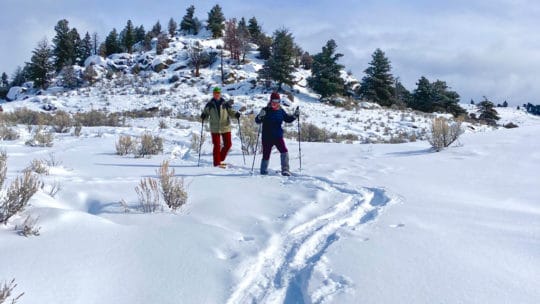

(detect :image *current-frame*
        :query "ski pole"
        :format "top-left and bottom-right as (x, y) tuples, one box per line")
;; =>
(237, 117), (246, 165)
(251, 123), (262, 174)
(297, 106), (302, 172)
(197, 118), (204, 167)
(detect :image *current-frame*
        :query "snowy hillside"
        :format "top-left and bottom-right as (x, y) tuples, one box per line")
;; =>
(0, 34), (484, 144)
(1, 33), (540, 304)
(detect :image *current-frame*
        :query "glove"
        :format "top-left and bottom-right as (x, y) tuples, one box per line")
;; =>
(235, 112), (241, 119)
(200, 113), (208, 120)
(257, 109), (266, 119)
(294, 107), (300, 118)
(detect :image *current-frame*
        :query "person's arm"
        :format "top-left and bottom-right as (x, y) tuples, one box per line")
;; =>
(255, 108), (266, 124)
(283, 109), (296, 123)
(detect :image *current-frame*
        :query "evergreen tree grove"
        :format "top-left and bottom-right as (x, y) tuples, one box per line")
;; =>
(307, 39), (345, 98)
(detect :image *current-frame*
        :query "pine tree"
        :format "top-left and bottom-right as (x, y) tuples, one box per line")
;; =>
(477, 97), (500, 124)
(168, 18), (178, 37)
(52, 19), (74, 71)
(61, 64), (79, 88)
(430, 80), (465, 117)
(135, 25), (146, 43)
(27, 39), (54, 89)
(105, 28), (121, 56)
(411, 76), (433, 112)
(257, 34), (272, 60)
(207, 5), (225, 38)
(247, 17), (262, 43)
(79, 32), (93, 65)
(151, 21), (162, 37)
(69, 28), (81, 65)
(10, 66), (27, 87)
(307, 39), (345, 98)
(259, 29), (295, 90)
(1, 72), (8, 87)
(122, 20), (136, 53)
(394, 80), (412, 108)
(180, 5), (200, 35)
(358, 49), (395, 106)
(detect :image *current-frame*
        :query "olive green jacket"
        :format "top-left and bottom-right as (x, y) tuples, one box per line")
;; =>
(202, 98), (239, 133)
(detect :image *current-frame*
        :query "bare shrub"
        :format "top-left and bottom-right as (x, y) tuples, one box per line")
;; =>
(159, 120), (168, 129)
(0, 171), (41, 224)
(73, 110), (122, 127)
(25, 126), (54, 147)
(0, 150), (6, 189)
(45, 153), (62, 167)
(134, 133), (163, 158)
(25, 159), (49, 175)
(47, 180), (62, 197)
(239, 114), (259, 155)
(299, 122), (330, 142)
(157, 160), (187, 211)
(116, 135), (134, 156)
(73, 122), (82, 136)
(135, 177), (161, 213)
(0, 125), (19, 140)
(0, 279), (24, 304)
(428, 117), (463, 152)
(52, 110), (72, 133)
(190, 131), (206, 154)
(17, 215), (41, 237)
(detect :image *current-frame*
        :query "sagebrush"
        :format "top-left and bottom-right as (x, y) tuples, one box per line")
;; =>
(428, 117), (463, 152)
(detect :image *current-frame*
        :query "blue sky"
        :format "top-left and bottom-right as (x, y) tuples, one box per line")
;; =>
(1, 0), (539, 105)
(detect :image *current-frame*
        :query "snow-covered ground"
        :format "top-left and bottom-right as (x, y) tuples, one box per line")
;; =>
(2, 32), (540, 303)
(1, 106), (539, 303)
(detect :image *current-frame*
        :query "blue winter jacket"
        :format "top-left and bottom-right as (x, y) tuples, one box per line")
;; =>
(255, 106), (296, 141)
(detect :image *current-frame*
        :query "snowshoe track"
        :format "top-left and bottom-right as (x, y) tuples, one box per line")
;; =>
(227, 174), (394, 304)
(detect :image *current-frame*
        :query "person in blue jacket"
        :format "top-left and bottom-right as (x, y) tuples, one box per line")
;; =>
(255, 92), (299, 176)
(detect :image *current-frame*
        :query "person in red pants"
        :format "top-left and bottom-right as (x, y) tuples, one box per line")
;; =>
(200, 87), (241, 168)
(255, 92), (299, 176)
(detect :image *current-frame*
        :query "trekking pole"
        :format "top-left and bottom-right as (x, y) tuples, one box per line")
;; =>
(237, 117), (246, 165)
(251, 124), (262, 174)
(197, 119), (204, 167)
(297, 106), (302, 172)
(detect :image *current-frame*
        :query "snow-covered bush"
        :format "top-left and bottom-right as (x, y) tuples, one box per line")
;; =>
(239, 114), (259, 155)
(73, 110), (122, 127)
(190, 132), (205, 154)
(25, 126), (54, 147)
(25, 159), (49, 175)
(116, 135), (134, 156)
(135, 177), (161, 213)
(0, 170), (41, 224)
(0, 150), (6, 189)
(0, 124), (19, 140)
(157, 160), (187, 211)
(428, 117), (463, 152)
(0, 278), (24, 304)
(51, 110), (73, 133)
(134, 133), (163, 158)
(17, 215), (41, 237)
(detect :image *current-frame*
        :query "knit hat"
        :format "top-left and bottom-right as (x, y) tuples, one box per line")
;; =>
(213, 86), (221, 93)
(270, 92), (280, 102)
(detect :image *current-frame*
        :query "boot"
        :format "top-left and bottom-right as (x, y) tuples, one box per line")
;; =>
(260, 159), (269, 175)
(280, 153), (291, 176)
